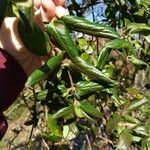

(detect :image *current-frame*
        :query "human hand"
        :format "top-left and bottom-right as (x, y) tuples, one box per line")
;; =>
(0, 0), (69, 75)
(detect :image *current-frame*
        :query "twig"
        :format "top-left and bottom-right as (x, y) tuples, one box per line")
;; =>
(67, 70), (74, 89)
(90, 0), (95, 22)
(96, 37), (99, 55)
(86, 134), (93, 150)
(28, 124), (34, 144)
(99, 135), (113, 145)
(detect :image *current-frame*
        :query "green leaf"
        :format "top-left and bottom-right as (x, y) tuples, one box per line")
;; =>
(142, 139), (150, 150)
(12, 0), (33, 26)
(134, 10), (144, 17)
(63, 123), (79, 140)
(75, 81), (104, 97)
(122, 115), (140, 124)
(128, 55), (149, 68)
(52, 105), (74, 119)
(30, 89), (49, 101)
(42, 133), (61, 142)
(71, 57), (117, 86)
(138, 0), (150, 5)
(132, 136), (142, 142)
(102, 63), (115, 78)
(145, 117), (150, 134)
(81, 111), (96, 122)
(126, 23), (150, 35)
(42, 114), (62, 142)
(133, 126), (148, 136)
(0, 0), (9, 28)
(46, 20), (79, 59)
(26, 53), (64, 87)
(80, 53), (91, 63)
(97, 39), (134, 69)
(18, 20), (51, 56)
(105, 88), (124, 107)
(80, 101), (102, 118)
(61, 15), (121, 39)
(143, 35), (150, 43)
(106, 113), (121, 133)
(47, 114), (62, 135)
(74, 100), (85, 118)
(116, 129), (133, 150)
(77, 38), (93, 54)
(125, 97), (149, 112)
(120, 0), (126, 5)
(74, 101), (97, 121)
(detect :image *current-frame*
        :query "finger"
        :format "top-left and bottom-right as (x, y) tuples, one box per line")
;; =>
(53, 0), (65, 6)
(34, 0), (41, 9)
(55, 6), (69, 18)
(40, 6), (50, 22)
(0, 17), (24, 54)
(34, 8), (44, 29)
(41, 0), (56, 20)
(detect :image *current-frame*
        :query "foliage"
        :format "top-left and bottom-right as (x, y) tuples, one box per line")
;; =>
(1, 0), (150, 149)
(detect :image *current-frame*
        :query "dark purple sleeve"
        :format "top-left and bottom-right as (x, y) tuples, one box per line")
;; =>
(0, 48), (27, 111)
(0, 113), (8, 140)
(0, 48), (27, 140)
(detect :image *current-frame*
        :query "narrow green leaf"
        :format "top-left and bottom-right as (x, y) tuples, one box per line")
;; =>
(30, 89), (49, 101)
(126, 23), (150, 35)
(80, 101), (102, 118)
(132, 136), (142, 142)
(128, 55), (148, 68)
(71, 57), (117, 86)
(102, 63), (115, 78)
(116, 129), (133, 150)
(75, 81), (104, 97)
(145, 117), (150, 134)
(18, 9), (32, 33)
(106, 113), (121, 133)
(42, 133), (61, 142)
(122, 115), (140, 124)
(97, 39), (134, 69)
(74, 101), (96, 122)
(81, 111), (96, 122)
(42, 114), (62, 142)
(142, 139), (150, 150)
(26, 53), (64, 87)
(46, 20), (79, 58)
(18, 20), (51, 56)
(0, 0), (9, 28)
(63, 124), (78, 140)
(139, 0), (150, 5)
(143, 35), (150, 43)
(125, 97), (149, 112)
(47, 114), (62, 135)
(12, 0), (33, 27)
(74, 100), (85, 118)
(133, 126), (148, 136)
(61, 15), (121, 39)
(77, 38), (93, 54)
(52, 105), (74, 119)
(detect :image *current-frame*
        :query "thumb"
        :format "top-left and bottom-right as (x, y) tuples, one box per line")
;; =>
(55, 6), (69, 19)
